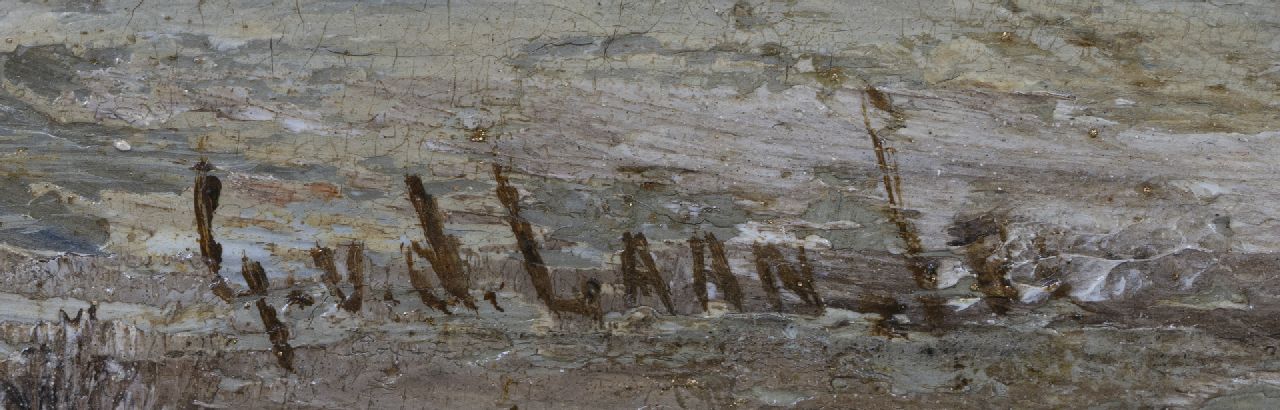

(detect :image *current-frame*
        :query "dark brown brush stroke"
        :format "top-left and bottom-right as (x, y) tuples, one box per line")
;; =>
(864, 86), (896, 114)
(704, 233), (746, 311)
(792, 245), (824, 310)
(208, 275), (235, 303)
(884, 143), (906, 220)
(484, 291), (504, 312)
(493, 164), (600, 320)
(191, 159), (234, 302)
(753, 243), (784, 311)
(860, 93), (899, 208)
(286, 290), (315, 308)
(309, 247), (349, 309)
(964, 224), (1020, 315)
(255, 298), (295, 372)
(239, 256), (269, 296)
(620, 233), (639, 302)
(947, 212), (1020, 314)
(918, 296), (950, 332)
(861, 88), (936, 289)
(546, 278), (602, 321)
(689, 234), (748, 312)
(402, 244), (451, 314)
(383, 285), (400, 306)
(764, 244), (823, 309)
(493, 164), (553, 306)
(858, 294), (907, 339)
(404, 174), (477, 311)
(59, 308), (83, 324)
(752, 243), (824, 313)
(567, 278), (602, 319)
(621, 232), (675, 315)
(343, 243), (366, 312)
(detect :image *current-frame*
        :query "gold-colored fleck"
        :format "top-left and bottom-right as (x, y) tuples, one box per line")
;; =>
(469, 127), (489, 142)
(815, 65), (846, 88)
